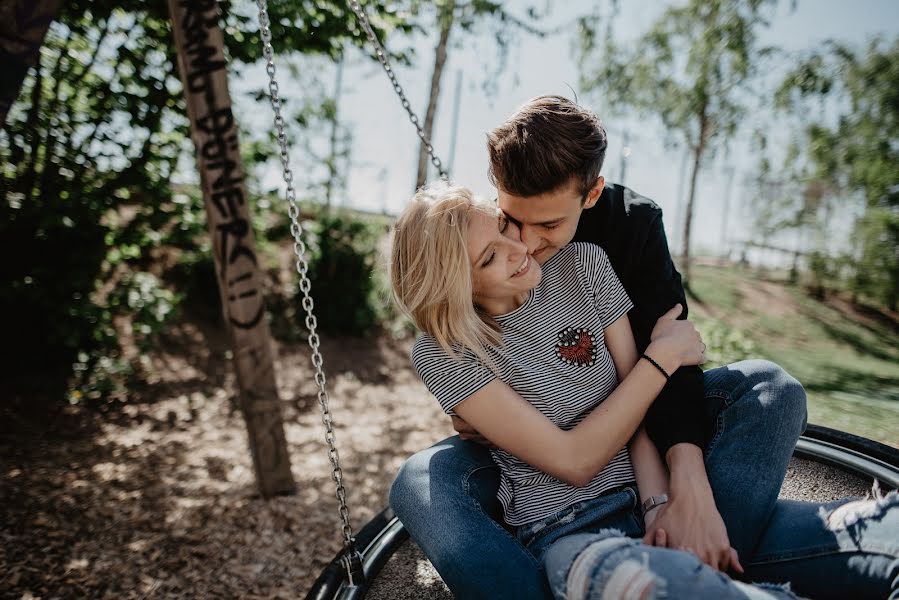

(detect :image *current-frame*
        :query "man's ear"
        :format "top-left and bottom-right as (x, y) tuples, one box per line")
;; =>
(583, 176), (605, 209)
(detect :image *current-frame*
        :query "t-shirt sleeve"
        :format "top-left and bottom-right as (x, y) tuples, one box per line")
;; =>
(410, 335), (496, 416)
(579, 244), (634, 329)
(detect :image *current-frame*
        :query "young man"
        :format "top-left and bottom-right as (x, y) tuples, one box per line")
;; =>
(389, 96), (894, 599)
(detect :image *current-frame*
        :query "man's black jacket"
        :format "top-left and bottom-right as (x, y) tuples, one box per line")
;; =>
(573, 182), (705, 455)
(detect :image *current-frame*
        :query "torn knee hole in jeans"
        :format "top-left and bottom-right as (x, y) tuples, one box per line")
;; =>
(566, 538), (662, 600)
(602, 558), (658, 600)
(822, 481), (899, 531)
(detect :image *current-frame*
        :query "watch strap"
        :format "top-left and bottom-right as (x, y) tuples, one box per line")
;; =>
(641, 493), (669, 516)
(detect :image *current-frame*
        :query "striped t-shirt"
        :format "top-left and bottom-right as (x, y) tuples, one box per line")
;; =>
(411, 243), (636, 526)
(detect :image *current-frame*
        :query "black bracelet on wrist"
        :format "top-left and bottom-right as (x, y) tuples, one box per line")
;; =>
(641, 353), (670, 381)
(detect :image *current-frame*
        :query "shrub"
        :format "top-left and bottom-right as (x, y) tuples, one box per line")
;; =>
(303, 210), (388, 336)
(696, 318), (757, 369)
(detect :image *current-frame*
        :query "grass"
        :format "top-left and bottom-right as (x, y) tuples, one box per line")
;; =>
(688, 264), (899, 448)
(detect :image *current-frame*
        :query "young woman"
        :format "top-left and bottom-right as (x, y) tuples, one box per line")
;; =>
(389, 183), (898, 599)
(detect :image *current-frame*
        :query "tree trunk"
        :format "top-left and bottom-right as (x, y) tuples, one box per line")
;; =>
(674, 148), (690, 255)
(168, 0), (294, 498)
(718, 166), (735, 264)
(415, 2), (454, 190)
(681, 143), (703, 287)
(0, 0), (63, 125)
(681, 105), (710, 286)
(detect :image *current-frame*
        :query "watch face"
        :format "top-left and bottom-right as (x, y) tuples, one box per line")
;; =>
(642, 494), (668, 514)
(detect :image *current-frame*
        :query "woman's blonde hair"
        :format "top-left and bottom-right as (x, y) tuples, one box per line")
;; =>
(390, 183), (502, 367)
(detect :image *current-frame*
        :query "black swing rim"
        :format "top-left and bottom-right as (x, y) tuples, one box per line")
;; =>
(306, 507), (407, 600)
(305, 423), (899, 600)
(794, 424), (899, 487)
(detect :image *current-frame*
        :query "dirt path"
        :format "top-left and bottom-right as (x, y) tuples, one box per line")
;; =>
(1, 321), (450, 599)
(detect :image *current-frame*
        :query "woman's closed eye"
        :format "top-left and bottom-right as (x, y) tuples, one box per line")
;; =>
(482, 247), (497, 267)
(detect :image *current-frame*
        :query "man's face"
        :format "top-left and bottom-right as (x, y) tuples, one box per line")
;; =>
(497, 177), (604, 265)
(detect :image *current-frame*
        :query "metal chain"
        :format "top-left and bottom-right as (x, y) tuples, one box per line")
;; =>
(347, 0), (448, 179)
(255, 0), (356, 552)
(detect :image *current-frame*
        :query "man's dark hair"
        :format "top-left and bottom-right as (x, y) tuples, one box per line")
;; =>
(487, 95), (607, 200)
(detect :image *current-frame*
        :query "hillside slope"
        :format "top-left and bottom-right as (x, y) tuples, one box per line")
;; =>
(688, 264), (899, 447)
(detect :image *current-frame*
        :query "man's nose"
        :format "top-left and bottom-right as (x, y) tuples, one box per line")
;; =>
(501, 229), (528, 257)
(519, 226), (541, 254)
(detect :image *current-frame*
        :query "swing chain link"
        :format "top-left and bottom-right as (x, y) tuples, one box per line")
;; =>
(255, 0), (359, 566)
(347, 0), (448, 180)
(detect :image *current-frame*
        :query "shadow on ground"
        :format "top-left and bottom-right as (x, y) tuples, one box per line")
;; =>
(0, 320), (450, 598)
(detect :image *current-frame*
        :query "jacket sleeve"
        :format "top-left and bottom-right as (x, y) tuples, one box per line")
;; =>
(629, 211), (706, 455)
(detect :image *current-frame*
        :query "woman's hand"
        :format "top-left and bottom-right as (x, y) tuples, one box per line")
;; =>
(451, 415), (497, 449)
(646, 304), (706, 369)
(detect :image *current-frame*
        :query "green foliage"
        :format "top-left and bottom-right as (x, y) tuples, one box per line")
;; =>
(1, 0), (416, 399)
(775, 38), (899, 209)
(305, 210), (389, 336)
(695, 318), (757, 369)
(851, 208), (899, 310)
(110, 272), (180, 343)
(772, 37), (899, 309)
(68, 272), (179, 403)
(579, 0), (777, 151)
(806, 251), (835, 299)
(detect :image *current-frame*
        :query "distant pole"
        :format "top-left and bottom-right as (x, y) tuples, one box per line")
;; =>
(168, 0), (294, 497)
(378, 167), (389, 214)
(324, 54), (345, 209)
(446, 70), (463, 176)
(719, 165), (735, 263)
(619, 130), (631, 185)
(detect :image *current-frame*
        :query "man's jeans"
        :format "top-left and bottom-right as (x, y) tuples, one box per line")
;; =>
(390, 360), (898, 599)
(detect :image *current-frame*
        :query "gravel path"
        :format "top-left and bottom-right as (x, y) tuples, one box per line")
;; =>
(1, 317), (451, 599)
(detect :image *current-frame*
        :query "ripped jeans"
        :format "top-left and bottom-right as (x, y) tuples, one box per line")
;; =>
(391, 360), (898, 598)
(529, 484), (899, 600)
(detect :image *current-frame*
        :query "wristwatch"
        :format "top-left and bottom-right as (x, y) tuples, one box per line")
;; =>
(641, 493), (669, 517)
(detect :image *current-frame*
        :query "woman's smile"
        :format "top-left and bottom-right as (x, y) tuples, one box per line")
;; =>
(512, 255), (531, 277)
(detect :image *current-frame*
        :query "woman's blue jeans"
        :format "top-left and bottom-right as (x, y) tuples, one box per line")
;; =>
(522, 487), (801, 599)
(531, 485), (899, 600)
(389, 360), (899, 599)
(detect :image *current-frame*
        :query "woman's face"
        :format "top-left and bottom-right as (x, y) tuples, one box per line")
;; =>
(466, 208), (542, 315)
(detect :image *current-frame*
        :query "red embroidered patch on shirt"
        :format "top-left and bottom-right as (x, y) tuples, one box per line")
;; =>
(555, 327), (598, 367)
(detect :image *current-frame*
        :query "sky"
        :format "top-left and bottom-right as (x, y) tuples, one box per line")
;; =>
(241, 0), (899, 262)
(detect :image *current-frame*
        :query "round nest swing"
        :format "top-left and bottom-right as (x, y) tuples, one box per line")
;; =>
(307, 425), (899, 600)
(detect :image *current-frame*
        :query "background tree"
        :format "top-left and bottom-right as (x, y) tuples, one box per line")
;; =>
(411, 0), (549, 189)
(0, 0), (414, 402)
(774, 37), (899, 309)
(577, 0), (778, 284)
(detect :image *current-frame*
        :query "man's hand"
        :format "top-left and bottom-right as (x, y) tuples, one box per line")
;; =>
(642, 489), (743, 574)
(451, 415), (497, 449)
(643, 444), (744, 574)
